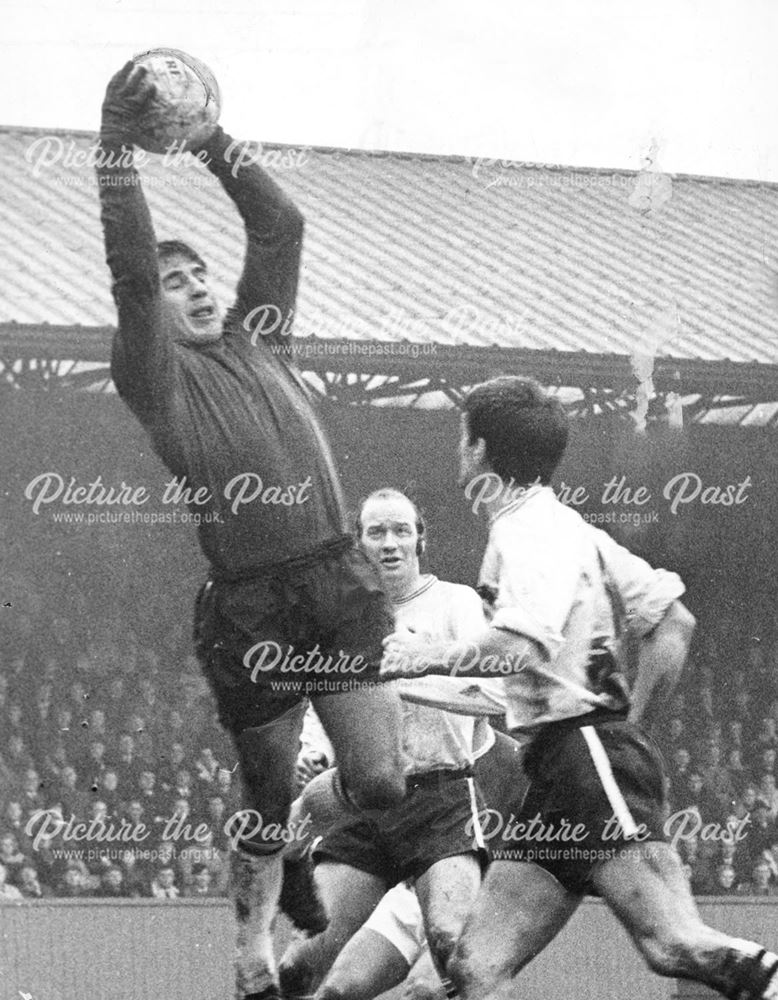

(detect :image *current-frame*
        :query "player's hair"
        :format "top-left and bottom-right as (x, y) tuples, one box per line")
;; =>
(462, 376), (568, 486)
(156, 239), (207, 270)
(355, 488), (426, 556)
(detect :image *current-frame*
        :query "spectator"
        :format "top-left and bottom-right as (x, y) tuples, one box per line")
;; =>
(0, 831), (26, 883)
(157, 742), (187, 792)
(738, 858), (778, 897)
(214, 768), (240, 817)
(756, 747), (777, 781)
(134, 678), (163, 734)
(57, 766), (89, 820)
(96, 769), (122, 816)
(53, 707), (75, 754)
(764, 837), (778, 881)
(57, 865), (87, 898)
(668, 747), (692, 804)
(121, 800), (155, 844)
(18, 768), (46, 814)
(757, 773), (778, 820)
(170, 769), (196, 810)
(99, 866), (129, 898)
(725, 747), (748, 792)
(114, 733), (140, 789)
(681, 772), (720, 824)
(164, 797), (193, 833)
(118, 849), (147, 898)
(0, 862), (23, 901)
(166, 709), (190, 751)
(733, 783), (759, 822)
(743, 805), (776, 867)
(135, 732), (156, 772)
(691, 838), (720, 894)
(41, 741), (70, 786)
(30, 829), (66, 889)
(177, 829), (228, 895)
(150, 865), (180, 900)
(712, 864), (739, 896)
(136, 770), (162, 819)
(184, 864), (217, 898)
(700, 741), (736, 819)
(3, 801), (34, 854)
(205, 794), (230, 851)
(87, 799), (111, 825)
(193, 747), (220, 786)
(85, 740), (108, 787)
(88, 708), (108, 742)
(17, 864), (51, 899)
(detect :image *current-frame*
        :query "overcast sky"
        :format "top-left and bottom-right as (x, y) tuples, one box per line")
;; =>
(2, 0), (777, 180)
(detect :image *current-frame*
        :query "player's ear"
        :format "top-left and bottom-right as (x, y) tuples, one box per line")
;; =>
(416, 527), (426, 557)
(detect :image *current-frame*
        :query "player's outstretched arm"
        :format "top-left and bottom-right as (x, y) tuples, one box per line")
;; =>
(96, 62), (173, 418)
(627, 600), (695, 730)
(196, 128), (304, 341)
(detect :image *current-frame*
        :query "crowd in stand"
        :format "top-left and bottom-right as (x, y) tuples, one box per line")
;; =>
(0, 614), (240, 900)
(657, 623), (778, 896)
(2, 601), (778, 899)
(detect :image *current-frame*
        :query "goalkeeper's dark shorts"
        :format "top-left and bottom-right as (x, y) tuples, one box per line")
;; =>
(193, 534), (394, 734)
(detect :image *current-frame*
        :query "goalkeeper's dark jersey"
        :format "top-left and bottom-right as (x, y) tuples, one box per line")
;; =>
(97, 127), (348, 576)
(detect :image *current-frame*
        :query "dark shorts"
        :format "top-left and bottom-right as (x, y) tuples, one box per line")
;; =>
(194, 535), (394, 733)
(474, 730), (528, 820)
(499, 711), (669, 894)
(313, 768), (487, 885)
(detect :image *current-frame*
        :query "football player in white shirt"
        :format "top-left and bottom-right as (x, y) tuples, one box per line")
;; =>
(279, 489), (520, 1000)
(384, 377), (778, 1000)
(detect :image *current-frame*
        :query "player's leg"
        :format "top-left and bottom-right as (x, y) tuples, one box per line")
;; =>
(316, 927), (413, 1000)
(280, 770), (346, 934)
(312, 686), (405, 810)
(449, 861), (579, 1000)
(228, 702), (308, 1000)
(415, 854), (482, 983)
(317, 882), (428, 1000)
(309, 549), (406, 811)
(279, 861), (386, 999)
(593, 841), (778, 999)
(402, 946), (447, 1000)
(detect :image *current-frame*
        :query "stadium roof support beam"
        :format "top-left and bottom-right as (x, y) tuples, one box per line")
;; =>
(3, 325), (778, 410)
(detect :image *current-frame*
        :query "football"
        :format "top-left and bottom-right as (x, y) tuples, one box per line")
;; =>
(133, 48), (221, 154)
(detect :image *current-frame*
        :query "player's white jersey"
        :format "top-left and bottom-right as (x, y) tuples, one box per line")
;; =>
(393, 575), (504, 772)
(481, 486), (684, 735)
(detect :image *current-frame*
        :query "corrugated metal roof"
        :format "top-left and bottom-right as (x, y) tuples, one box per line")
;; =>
(2, 126), (778, 365)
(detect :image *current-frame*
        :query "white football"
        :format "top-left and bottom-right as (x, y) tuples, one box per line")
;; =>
(133, 48), (221, 154)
